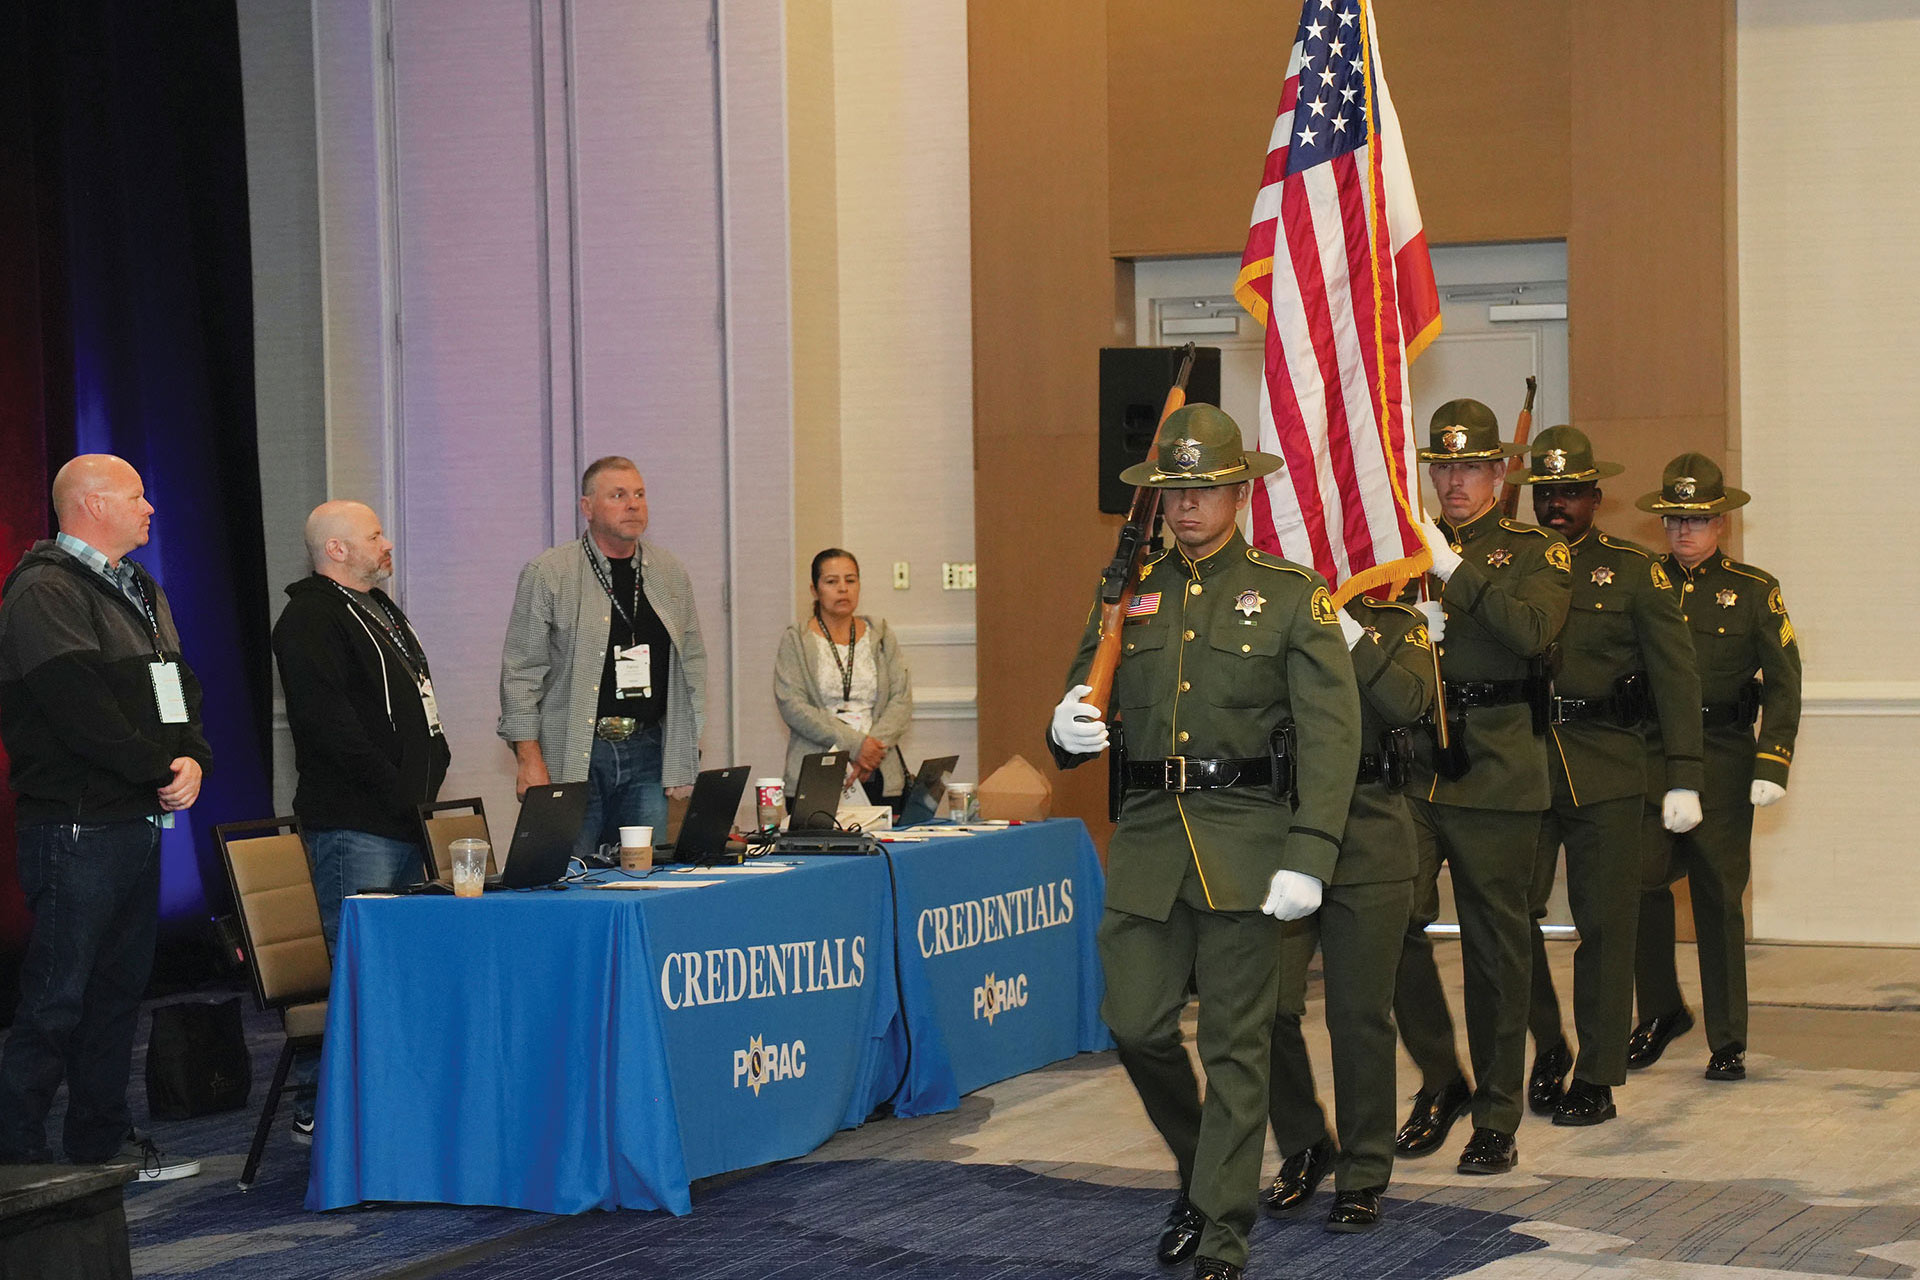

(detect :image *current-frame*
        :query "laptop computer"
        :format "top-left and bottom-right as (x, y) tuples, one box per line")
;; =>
(896, 754), (960, 827)
(490, 781), (591, 889)
(656, 766), (752, 865)
(787, 750), (850, 832)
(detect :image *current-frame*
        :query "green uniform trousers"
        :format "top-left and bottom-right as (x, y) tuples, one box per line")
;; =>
(1268, 877), (1412, 1191)
(1098, 860), (1284, 1270)
(1394, 801), (1541, 1135)
(1637, 793), (1755, 1053)
(1525, 794), (1646, 1085)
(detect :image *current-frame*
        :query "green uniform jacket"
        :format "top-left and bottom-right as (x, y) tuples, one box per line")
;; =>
(1648, 552), (1802, 797)
(1548, 530), (1703, 805)
(1061, 531), (1361, 919)
(1409, 509), (1572, 810)
(1337, 596), (1436, 885)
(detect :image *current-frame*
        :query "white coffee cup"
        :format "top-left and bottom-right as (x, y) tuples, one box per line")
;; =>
(618, 825), (654, 872)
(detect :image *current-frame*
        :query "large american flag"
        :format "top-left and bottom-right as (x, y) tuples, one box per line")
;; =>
(1233, 0), (1441, 604)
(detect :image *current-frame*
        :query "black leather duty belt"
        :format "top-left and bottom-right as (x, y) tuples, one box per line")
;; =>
(1702, 701), (1755, 729)
(1442, 679), (1530, 708)
(1549, 695), (1621, 725)
(1356, 754), (1385, 784)
(1123, 756), (1273, 793)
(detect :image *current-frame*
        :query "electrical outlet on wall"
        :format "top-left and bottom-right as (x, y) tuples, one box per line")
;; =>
(941, 562), (977, 590)
(892, 562), (909, 589)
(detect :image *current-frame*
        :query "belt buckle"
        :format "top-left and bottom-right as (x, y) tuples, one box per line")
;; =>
(1164, 756), (1188, 793)
(596, 716), (637, 742)
(1549, 696), (1568, 725)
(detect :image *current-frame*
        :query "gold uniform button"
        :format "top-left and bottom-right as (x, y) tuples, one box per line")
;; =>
(1717, 626), (1726, 634)
(1125, 642), (1135, 652)
(1184, 629), (1196, 641)
(1189, 583), (1202, 596)
(1241, 643), (1251, 653)
(1180, 680), (1191, 692)
(1595, 602), (1604, 609)
(1683, 582), (1693, 592)
(1177, 731), (1190, 743)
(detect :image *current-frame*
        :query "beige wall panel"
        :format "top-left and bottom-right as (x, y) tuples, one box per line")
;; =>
(787, 1), (842, 611)
(970, 1), (1114, 842)
(1106, 0), (1571, 258)
(1569, 0), (1731, 425)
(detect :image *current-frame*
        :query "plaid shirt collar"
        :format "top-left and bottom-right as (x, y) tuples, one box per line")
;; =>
(55, 532), (144, 607)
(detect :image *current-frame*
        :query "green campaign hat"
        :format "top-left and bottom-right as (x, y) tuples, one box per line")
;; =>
(1417, 398), (1526, 462)
(1118, 403), (1283, 489)
(1634, 452), (1750, 514)
(1512, 424), (1624, 485)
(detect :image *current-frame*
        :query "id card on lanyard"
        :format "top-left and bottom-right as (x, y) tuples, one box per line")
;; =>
(130, 576), (190, 725)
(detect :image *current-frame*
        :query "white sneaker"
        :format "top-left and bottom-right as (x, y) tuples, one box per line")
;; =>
(291, 1112), (315, 1145)
(113, 1135), (201, 1182)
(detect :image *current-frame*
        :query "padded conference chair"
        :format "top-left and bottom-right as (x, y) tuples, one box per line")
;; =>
(416, 796), (495, 882)
(215, 817), (330, 1191)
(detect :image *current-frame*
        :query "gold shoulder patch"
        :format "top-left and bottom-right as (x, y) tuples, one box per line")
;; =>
(1404, 624), (1432, 650)
(1768, 585), (1786, 615)
(1310, 585), (1339, 626)
(1779, 615), (1796, 647)
(1651, 562), (1673, 591)
(1545, 542), (1572, 573)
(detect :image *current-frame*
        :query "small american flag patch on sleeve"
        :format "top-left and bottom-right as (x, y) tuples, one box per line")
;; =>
(1126, 592), (1161, 618)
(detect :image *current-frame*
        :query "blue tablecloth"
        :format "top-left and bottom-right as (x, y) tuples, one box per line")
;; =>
(305, 819), (1108, 1214)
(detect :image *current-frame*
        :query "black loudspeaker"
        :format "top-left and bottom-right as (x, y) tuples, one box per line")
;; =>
(1098, 347), (1223, 514)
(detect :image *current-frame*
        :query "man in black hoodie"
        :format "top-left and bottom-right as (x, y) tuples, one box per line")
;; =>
(273, 501), (450, 950)
(0, 455), (211, 1179)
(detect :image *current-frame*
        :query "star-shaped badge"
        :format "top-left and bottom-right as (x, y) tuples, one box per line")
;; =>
(1234, 589), (1266, 618)
(1591, 566), (1615, 586)
(1715, 588), (1738, 608)
(1487, 548), (1513, 568)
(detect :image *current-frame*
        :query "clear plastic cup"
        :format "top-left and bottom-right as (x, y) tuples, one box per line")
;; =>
(618, 825), (653, 873)
(947, 782), (977, 823)
(450, 837), (489, 897)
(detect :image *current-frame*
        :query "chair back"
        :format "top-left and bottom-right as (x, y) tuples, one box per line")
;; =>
(216, 817), (330, 1010)
(417, 798), (495, 880)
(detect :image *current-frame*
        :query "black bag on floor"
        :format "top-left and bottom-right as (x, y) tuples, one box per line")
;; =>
(145, 997), (252, 1120)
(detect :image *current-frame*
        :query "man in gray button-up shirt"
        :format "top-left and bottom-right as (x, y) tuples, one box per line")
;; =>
(497, 457), (706, 859)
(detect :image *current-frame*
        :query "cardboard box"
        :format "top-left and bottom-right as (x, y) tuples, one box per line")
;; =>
(978, 754), (1053, 821)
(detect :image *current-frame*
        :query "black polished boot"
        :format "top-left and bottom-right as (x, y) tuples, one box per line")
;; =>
(1156, 1195), (1205, 1266)
(1393, 1076), (1472, 1156)
(1527, 1039), (1573, 1114)
(1625, 1007), (1694, 1069)
(1259, 1135), (1334, 1216)
(1551, 1078), (1617, 1126)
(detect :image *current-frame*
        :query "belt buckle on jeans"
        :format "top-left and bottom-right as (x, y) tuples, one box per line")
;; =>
(1163, 756), (1188, 793)
(596, 716), (637, 742)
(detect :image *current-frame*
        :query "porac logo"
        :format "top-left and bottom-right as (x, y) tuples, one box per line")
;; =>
(973, 972), (1029, 1025)
(732, 1035), (807, 1095)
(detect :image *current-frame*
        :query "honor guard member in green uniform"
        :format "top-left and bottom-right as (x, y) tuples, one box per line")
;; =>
(1049, 404), (1361, 1280)
(1625, 454), (1802, 1082)
(1262, 595), (1436, 1232)
(1511, 427), (1704, 1126)
(1391, 399), (1571, 1175)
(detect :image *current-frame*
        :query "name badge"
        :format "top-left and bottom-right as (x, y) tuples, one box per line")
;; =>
(419, 677), (444, 736)
(149, 661), (189, 724)
(614, 644), (652, 699)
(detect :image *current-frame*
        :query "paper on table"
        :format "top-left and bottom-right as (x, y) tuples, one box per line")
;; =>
(593, 879), (725, 889)
(673, 864), (791, 874)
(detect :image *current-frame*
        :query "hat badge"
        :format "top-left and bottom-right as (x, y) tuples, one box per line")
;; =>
(1171, 437), (1203, 471)
(1672, 475), (1698, 501)
(1440, 426), (1468, 454)
(1543, 448), (1568, 475)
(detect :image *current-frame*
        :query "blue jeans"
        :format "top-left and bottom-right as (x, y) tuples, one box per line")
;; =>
(575, 725), (668, 862)
(0, 819), (160, 1163)
(309, 828), (426, 954)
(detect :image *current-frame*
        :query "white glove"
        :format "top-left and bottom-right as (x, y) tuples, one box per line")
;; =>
(1751, 779), (1786, 808)
(1337, 608), (1366, 650)
(1049, 683), (1109, 755)
(1417, 515), (1462, 581)
(1662, 788), (1703, 833)
(1261, 869), (1324, 921)
(1414, 599), (1446, 644)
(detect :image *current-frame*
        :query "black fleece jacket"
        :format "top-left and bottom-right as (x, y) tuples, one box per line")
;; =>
(271, 574), (450, 842)
(0, 542), (214, 825)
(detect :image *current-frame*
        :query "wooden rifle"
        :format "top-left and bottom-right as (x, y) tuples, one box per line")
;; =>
(1083, 343), (1196, 719)
(1498, 375), (1538, 519)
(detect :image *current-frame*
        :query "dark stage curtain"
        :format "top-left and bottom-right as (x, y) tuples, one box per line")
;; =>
(0, 0), (271, 1012)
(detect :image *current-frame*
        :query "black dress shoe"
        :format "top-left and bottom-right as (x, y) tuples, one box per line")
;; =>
(1456, 1127), (1517, 1175)
(1705, 1043), (1746, 1080)
(1157, 1196), (1206, 1266)
(1394, 1075), (1473, 1156)
(1551, 1078), (1617, 1126)
(1260, 1135), (1335, 1215)
(1527, 1039), (1573, 1114)
(1193, 1258), (1242, 1280)
(1625, 1007), (1695, 1069)
(1325, 1186), (1383, 1233)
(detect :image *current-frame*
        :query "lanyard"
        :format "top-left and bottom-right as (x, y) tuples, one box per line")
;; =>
(585, 541), (643, 633)
(817, 608), (857, 703)
(329, 582), (428, 684)
(127, 573), (164, 658)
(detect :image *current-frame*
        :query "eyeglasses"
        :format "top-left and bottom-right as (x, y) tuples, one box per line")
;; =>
(1661, 516), (1716, 532)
